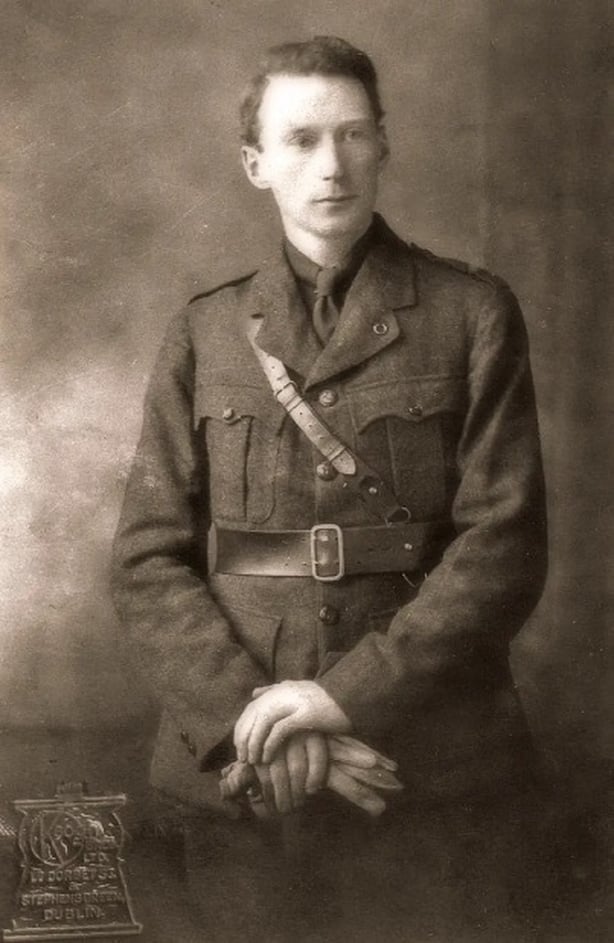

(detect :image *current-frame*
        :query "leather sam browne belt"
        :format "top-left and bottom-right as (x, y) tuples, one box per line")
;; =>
(211, 521), (449, 583)
(221, 320), (449, 581)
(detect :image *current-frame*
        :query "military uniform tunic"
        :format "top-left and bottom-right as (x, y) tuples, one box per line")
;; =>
(112, 214), (547, 937)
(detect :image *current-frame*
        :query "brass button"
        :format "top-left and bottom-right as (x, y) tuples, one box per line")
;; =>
(408, 404), (423, 417)
(319, 605), (339, 626)
(318, 389), (338, 407)
(372, 321), (388, 336)
(222, 407), (236, 421)
(316, 461), (337, 481)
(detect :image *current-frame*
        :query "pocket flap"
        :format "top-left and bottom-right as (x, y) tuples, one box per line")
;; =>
(194, 383), (286, 433)
(349, 376), (467, 433)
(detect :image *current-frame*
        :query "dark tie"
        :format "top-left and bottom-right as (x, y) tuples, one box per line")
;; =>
(313, 266), (340, 344)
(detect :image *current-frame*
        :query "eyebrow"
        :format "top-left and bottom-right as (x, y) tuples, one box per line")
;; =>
(282, 118), (372, 137)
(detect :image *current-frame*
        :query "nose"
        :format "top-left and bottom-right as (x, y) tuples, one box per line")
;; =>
(317, 138), (344, 180)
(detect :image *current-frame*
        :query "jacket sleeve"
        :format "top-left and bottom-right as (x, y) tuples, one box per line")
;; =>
(111, 309), (269, 766)
(317, 283), (548, 738)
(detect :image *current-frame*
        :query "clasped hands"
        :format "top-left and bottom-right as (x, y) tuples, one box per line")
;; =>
(221, 680), (402, 817)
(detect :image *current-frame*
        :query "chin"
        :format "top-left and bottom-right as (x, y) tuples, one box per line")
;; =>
(310, 213), (369, 241)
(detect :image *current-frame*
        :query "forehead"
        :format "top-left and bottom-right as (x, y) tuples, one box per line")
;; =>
(258, 73), (373, 134)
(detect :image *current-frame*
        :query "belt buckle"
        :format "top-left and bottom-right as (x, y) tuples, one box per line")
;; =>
(310, 524), (345, 582)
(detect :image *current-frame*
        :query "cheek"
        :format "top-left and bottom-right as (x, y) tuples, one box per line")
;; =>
(351, 156), (381, 191)
(347, 145), (380, 171)
(271, 162), (310, 200)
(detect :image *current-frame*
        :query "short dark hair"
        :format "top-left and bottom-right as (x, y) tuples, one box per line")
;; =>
(240, 36), (384, 147)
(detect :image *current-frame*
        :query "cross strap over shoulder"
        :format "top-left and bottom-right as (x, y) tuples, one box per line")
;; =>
(246, 317), (411, 526)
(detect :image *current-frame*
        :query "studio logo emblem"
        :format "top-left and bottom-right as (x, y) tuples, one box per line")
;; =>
(28, 811), (84, 867)
(2, 783), (142, 941)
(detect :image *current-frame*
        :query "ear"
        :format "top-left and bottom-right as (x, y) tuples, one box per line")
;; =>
(241, 145), (270, 190)
(376, 125), (390, 173)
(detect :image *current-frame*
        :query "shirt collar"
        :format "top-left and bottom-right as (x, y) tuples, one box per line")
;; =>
(283, 221), (375, 295)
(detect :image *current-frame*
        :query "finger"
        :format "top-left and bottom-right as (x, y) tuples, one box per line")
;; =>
(305, 734), (328, 794)
(330, 735), (398, 771)
(254, 764), (277, 817)
(246, 704), (293, 765)
(268, 754), (293, 815)
(233, 707), (257, 763)
(220, 760), (255, 798)
(285, 737), (308, 809)
(327, 765), (387, 817)
(334, 761), (404, 792)
(262, 716), (300, 764)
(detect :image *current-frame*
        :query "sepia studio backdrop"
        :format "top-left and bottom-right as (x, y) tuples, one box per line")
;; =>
(1, 0), (612, 865)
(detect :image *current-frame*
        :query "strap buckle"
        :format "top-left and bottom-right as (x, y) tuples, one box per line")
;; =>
(310, 524), (345, 582)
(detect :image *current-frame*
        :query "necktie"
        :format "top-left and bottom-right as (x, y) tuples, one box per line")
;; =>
(313, 266), (340, 344)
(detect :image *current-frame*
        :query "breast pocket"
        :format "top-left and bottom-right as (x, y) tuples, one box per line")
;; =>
(348, 377), (467, 518)
(194, 383), (285, 523)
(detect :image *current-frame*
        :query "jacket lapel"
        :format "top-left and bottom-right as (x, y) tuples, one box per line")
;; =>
(247, 253), (322, 380)
(304, 219), (418, 389)
(244, 215), (418, 388)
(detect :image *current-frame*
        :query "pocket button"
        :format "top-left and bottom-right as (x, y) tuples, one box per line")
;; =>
(318, 389), (338, 407)
(407, 404), (423, 417)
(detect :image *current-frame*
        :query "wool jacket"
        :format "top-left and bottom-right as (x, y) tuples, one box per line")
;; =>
(111, 215), (548, 811)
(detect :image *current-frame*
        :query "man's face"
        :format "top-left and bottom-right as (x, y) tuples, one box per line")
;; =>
(242, 73), (388, 248)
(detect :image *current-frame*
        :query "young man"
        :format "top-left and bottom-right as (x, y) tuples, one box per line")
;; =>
(113, 36), (547, 941)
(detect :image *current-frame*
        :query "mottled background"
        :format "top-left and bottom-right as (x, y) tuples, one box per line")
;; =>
(1, 0), (612, 934)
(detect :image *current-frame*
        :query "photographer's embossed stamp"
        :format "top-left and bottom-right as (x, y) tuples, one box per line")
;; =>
(3, 783), (141, 941)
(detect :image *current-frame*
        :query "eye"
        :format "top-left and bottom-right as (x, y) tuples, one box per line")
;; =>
(343, 127), (367, 142)
(289, 131), (317, 150)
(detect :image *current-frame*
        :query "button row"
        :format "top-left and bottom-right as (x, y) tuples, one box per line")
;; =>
(316, 461), (337, 481)
(318, 605), (339, 625)
(317, 391), (421, 417)
(221, 394), (422, 421)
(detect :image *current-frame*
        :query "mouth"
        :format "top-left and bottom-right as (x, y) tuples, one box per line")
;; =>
(315, 195), (356, 204)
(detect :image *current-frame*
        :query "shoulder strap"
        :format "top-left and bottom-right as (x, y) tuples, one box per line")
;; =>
(247, 319), (410, 525)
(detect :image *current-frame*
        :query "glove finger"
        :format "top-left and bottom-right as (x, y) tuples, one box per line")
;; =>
(328, 739), (378, 769)
(268, 754), (293, 815)
(334, 761), (404, 792)
(330, 735), (398, 771)
(305, 734), (328, 794)
(285, 737), (308, 809)
(327, 765), (386, 817)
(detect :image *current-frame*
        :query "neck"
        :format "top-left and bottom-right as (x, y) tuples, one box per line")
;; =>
(282, 218), (372, 268)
